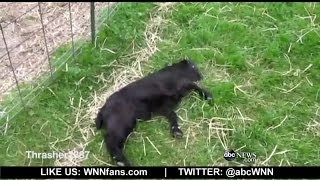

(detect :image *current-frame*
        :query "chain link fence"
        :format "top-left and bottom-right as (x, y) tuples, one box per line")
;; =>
(0, 2), (118, 124)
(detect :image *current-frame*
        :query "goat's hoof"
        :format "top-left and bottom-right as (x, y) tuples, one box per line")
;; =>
(208, 97), (214, 104)
(205, 94), (214, 105)
(174, 132), (183, 139)
(172, 126), (183, 139)
(204, 93), (213, 100)
(116, 162), (125, 166)
(203, 92), (213, 101)
(116, 161), (131, 167)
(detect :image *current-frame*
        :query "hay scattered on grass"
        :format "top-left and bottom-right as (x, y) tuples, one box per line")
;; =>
(53, 2), (177, 166)
(146, 136), (162, 155)
(305, 104), (320, 137)
(266, 115), (288, 131)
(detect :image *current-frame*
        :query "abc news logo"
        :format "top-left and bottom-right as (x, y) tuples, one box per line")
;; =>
(224, 149), (257, 162)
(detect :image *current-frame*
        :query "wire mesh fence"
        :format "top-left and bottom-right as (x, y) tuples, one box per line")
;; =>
(0, 2), (118, 125)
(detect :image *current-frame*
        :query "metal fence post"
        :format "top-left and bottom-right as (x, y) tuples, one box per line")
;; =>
(68, 2), (75, 58)
(38, 2), (53, 77)
(90, 2), (96, 45)
(0, 23), (24, 106)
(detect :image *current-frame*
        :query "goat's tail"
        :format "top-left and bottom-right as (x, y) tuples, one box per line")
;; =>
(95, 111), (105, 130)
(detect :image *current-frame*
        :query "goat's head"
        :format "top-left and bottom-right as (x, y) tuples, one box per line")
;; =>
(175, 58), (203, 82)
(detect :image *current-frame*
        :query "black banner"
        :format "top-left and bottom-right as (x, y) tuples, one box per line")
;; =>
(0, 166), (319, 179)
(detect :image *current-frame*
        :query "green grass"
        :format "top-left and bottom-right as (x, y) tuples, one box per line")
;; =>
(1, 2), (320, 166)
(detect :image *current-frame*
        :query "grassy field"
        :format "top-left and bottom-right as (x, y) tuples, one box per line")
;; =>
(0, 2), (319, 166)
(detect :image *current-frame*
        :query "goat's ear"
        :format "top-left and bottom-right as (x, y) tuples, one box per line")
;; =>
(181, 59), (189, 64)
(182, 59), (194, 66)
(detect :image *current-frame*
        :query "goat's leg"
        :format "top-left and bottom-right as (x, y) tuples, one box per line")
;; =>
(105, 133), (131, 166)
(162, 111), (183, 139)
(181, 82), (213, 101)
(192, 85), (213, 100)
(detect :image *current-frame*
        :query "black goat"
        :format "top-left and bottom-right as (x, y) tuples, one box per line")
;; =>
(95, 59), (213, 166)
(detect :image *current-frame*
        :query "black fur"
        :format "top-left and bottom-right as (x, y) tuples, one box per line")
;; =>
(95, 59), (213, 166)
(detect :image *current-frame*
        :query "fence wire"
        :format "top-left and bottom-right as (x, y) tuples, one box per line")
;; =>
(0, 2), (118, 127)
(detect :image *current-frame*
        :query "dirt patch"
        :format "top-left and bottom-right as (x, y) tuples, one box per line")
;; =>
(0, 2), (116, 101)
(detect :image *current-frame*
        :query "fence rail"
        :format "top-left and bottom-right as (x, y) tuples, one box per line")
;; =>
(0, 2), (117, 127)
